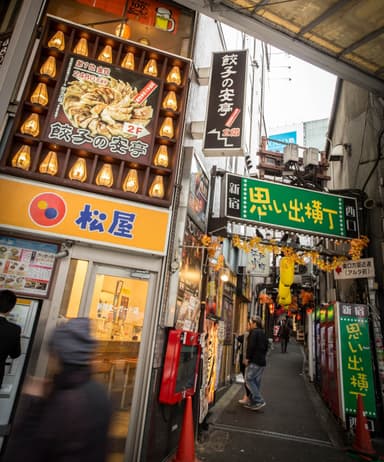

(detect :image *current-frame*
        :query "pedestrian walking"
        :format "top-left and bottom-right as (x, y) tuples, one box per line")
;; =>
(237, 318), (256, 405)
(244, 315), (269, 411)
(3, 317), (113, 462)
(0, 289), (21, 388)
(278, 318), (291, 353)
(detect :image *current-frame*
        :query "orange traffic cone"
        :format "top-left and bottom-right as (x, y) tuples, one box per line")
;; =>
(352, 394), (376, 457)
(172, 395), (201, 462)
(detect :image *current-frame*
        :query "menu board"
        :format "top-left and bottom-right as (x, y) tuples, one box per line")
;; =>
(0, 236), (58, 297)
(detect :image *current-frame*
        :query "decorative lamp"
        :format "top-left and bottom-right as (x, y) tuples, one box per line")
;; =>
(166, 66), (181, 85)
(73, 37), (88, 56)
(162, 91), (177, 111)
(153, 145), (169, 167)
(122, 168), (139, 193)
(68, 158), (87, 182)
(40, 56), (56, 78)
(159, 117), (174, 138)
(39, 151), (58, 175)
(269, 303), (275, 314)
(121, 52), (135, 70)
(20, 113), (40, 137)
(139, 37), (150, 46)
(98, 45), (113, 63)
(30, 83), (49, 106)
(143, 58), (158, 77)
(115, 22), (131, 39)
(95, 163), (114, 187)
(148, 175), (164, 198)
(220, 268), (230, 282)
(48, 30), (65, 51)
(12, 145), (31, 170)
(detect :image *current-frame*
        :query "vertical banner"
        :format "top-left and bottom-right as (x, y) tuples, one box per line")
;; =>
(203, 50), (247, 156)
(336, 303), (376, 421)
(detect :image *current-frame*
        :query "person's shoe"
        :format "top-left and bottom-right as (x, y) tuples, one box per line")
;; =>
(238, 397), (250, 404)
(245, 401), (266, 410)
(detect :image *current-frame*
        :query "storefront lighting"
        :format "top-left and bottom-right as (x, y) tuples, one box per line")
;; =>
(159, 117), (174, 138)
(40, 56), (56, 78)
(98, 45), (113, 63)
(95, 163), (114, 187)
(268, 303), (275, 314)
(121, 52), (135, 70)
(115, 22), (131, 39)
(12, 145), (31, 170)
(68, 158), (87, 182)
(73, 37), (88, 56)
(166, 66), (181, 85)
(39, 151), (58, 175)
(153, 145), (169, 167)
(143, 58), (158, 77)
(122, 168), (139, 193)
(139, 37), (150, 46)
(30, 82), (49, 106)
(162, 90), (178, 111)
(20, 113), (40, 137)
(48, 30), (65, 51)
(148, 175), (164, 198)
(220, 268), (229, 282)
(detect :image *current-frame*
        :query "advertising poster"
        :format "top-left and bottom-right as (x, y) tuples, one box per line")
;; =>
(175, 217), (203, 332)
(44, 55), (161, 164)
(0, 236), (58, 297)
(187, 154), (209, 231)
(336, 303), (376, 420)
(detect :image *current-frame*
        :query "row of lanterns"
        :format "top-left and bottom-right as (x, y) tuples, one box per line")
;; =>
(46, 30), (182, 83)
(11, 146), (165, 198)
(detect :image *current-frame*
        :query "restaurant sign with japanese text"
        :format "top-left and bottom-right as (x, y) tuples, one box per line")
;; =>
(336, 303), (376, 419)
(203, 50), (247, 156)
(334, 258), (375, 280)
(225, 174), (359, 239)
(44, 55), (160, 164)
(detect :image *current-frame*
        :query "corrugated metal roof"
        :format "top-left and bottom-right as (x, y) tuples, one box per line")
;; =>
(175, 0), (384, 95)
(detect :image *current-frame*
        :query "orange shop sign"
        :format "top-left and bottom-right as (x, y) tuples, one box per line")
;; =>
(0, 176), (170, 255)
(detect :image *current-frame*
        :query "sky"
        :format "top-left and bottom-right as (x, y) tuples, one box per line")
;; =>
(263, 48), (338, 131)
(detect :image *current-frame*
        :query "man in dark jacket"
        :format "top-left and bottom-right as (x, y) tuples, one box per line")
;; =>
(244, 315), (268, 410)
(0, 289), (21, 387)
(4, 317), (112, 462)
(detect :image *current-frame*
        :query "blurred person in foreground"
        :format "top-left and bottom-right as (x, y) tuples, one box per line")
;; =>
(4, 317), (112, 462)
(243, 315), (269, 411)
(0, 289), (21, 388)
(237, 317), (256, 405)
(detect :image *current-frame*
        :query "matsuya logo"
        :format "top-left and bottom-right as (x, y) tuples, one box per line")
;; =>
(29, 192), (67, 227)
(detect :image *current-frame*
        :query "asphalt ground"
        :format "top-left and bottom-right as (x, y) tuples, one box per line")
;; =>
(195, 339), (384, 462)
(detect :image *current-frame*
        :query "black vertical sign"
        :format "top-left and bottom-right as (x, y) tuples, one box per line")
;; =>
(203, 50), (247, 156)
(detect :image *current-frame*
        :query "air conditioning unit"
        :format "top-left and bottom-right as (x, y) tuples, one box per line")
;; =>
(303, 147), (319, 167)
(283, 144), (299, 163)
(293, 262), (313, 285)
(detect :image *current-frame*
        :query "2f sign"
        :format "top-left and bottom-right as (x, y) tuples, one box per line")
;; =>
(334, 258), (375, 280)
(123, 122), (150, 139)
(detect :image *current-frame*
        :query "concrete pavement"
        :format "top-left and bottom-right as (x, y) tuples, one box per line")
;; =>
(195, 339), (383, 462)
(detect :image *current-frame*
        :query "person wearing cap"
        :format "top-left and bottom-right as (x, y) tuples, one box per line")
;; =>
(0, 289), (21, 388)
(3, 317), (112, 462)
(243, 315), (269, 411)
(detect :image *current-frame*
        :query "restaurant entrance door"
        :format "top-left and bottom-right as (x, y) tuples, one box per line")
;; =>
(57, 249), (161, 462)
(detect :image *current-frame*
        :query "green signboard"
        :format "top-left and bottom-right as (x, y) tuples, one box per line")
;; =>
(337, 303), (376, 418)
(225, 174), (359, 239)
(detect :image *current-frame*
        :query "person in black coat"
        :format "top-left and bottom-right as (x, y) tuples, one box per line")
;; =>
(3, 317), (113, 462)
(0, 289), (21, 387)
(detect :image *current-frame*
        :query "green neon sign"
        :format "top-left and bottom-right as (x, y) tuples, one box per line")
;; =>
(338, 303), (376, 418)
(225, 174), (359, 239)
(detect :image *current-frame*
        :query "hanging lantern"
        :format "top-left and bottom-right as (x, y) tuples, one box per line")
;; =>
(122, 168), (139, 193)
(115, 22), (131, 39)
(40, 56), (56, 78)
(47, 30), (65, 51)
(30, 82), (49, 106)
(159, 117), (174, 138)
(121, 52), (135, 70)
(268, 303), (275, 314)
(166, 66), (181, 85)
(12, 145), (31, 170)
(162, 90), (178, 111)
(39, 151), (58, 175)
(68, 158), (87, 182)
(73, 37), (88, 56)
(20, 113), (40, 137)
(148, 175), (164, 198)
(95, 163), (114, 187)
(98, 45), (113, 63)
(153, 145), (169, 168)
(143, 58), (158, 77)
(306, 307), (314, 315)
